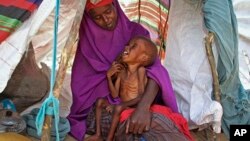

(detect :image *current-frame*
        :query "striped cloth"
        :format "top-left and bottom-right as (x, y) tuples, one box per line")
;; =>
(86, 104), (194, 141)
(116, 113), (190, 141)
(119, 105), (194, 141)
(119, 0), (170, 59)
(0, 0), (43, 43)
(86, 105), (112, 138)
(118, 0), (170, 59)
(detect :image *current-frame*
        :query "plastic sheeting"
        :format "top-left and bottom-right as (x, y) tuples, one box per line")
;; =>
(2, 0), (250, 135)
(234, 0), (250, 89)
(0, 0), (56, 93)
(164, 0), (222, 133)
(20, 0), (84, 118)
(0, 0), (84, 118)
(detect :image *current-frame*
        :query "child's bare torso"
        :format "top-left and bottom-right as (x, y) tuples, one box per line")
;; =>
(118, 68), (147, 102)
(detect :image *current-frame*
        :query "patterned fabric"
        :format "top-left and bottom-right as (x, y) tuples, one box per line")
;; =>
(86, 105), (112, 138)
(119, 105), (194, 141)
(86, 0), (113, 11)
(0, 0), (43, 43)
(118, 0), (170, 59)
(116, 113), (189, 141)
(86, 105), (191, 141)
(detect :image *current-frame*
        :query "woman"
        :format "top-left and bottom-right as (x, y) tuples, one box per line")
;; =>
(67, 0), (178, 140)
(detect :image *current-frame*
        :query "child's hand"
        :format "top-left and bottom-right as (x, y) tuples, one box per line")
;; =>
(107, 62), (123, 78)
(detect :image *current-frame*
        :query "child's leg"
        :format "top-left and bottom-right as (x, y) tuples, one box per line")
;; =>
(95, 98), (109, 136)
(85, 98), (109, 141)
(106, 105), (126, 141)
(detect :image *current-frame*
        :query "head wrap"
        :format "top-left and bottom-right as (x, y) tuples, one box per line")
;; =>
(86, 0), (113, 12)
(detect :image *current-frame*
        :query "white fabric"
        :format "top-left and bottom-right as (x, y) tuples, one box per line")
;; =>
(21, 0), (86, 118)
(163, 0), (222, 133)
(28, 0), (56, 37)
(0, 18), (32, 92)
(24, 0), (80, 118)
(1, 0), (87, 117)
(0, 0), (55, 93)
(233, 0), (250, 89)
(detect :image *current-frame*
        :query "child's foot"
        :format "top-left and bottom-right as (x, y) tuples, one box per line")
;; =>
(85, 135), (103, 141)
(105, 105), (114, 113)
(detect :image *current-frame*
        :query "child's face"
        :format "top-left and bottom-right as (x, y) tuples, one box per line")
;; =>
(121, 38), (146, 64)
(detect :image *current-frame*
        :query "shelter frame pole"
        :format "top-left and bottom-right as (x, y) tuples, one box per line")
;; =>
(41, 115), (52, 141)
(204, 32), (221, 141)
(205, 32), (221, 102)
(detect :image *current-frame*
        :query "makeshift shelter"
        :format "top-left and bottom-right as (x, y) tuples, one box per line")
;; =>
(0, 0), (249, 140)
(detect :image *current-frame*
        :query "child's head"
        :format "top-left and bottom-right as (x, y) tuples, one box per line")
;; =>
(121, 36), (158, 67)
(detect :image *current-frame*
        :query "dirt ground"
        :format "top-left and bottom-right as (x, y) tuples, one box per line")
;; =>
(24, 126), (229, 141)
(190, 129), (228, 141)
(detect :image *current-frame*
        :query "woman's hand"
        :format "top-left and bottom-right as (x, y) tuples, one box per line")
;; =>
(125, 78), (159, 134)
(126, 107), (151, 134)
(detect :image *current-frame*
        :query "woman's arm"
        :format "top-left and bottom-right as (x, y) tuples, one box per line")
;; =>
(138, 67), (146, 94)
(126, 78), (159, 134)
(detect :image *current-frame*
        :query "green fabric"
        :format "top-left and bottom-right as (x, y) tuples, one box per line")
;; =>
(0, 15), (22, 31)
(203, 0), (250, 137)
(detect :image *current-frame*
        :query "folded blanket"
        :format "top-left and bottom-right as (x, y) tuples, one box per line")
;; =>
(22, 108), (70, 141)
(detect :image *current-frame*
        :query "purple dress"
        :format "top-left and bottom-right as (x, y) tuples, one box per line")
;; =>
(67, 0), (178, 140)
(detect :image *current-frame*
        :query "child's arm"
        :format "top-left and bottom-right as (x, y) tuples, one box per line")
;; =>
(138, 67), (146, 94)
(107, 63), (122, 98)
(108, 75), (120, 98)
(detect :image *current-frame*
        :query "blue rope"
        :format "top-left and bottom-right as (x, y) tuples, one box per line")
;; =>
(35, 0), (61, 141)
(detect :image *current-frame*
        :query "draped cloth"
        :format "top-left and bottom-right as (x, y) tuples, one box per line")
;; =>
(119, 105), (194, 141)
(67, 0), (178, 140)
(203, 0), (250, 137)
(0, 0), (43, 43)
(86, 105), (192, 141)
(164, 0), (223, 134)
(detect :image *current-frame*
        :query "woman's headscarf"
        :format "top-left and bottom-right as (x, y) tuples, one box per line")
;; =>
(68, 0), (178, 140)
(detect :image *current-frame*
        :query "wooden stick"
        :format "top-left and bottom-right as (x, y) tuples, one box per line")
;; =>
(41, 115), (52, 141)
(53, 1), (85, 99)
(41, 1), (85, 140)
(205, 32), (221, 102)
(138, 0), (141, 23)
(204, 32), (221, 141)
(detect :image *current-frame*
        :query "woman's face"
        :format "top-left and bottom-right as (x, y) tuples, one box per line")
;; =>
(88, 4), (118, 31)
